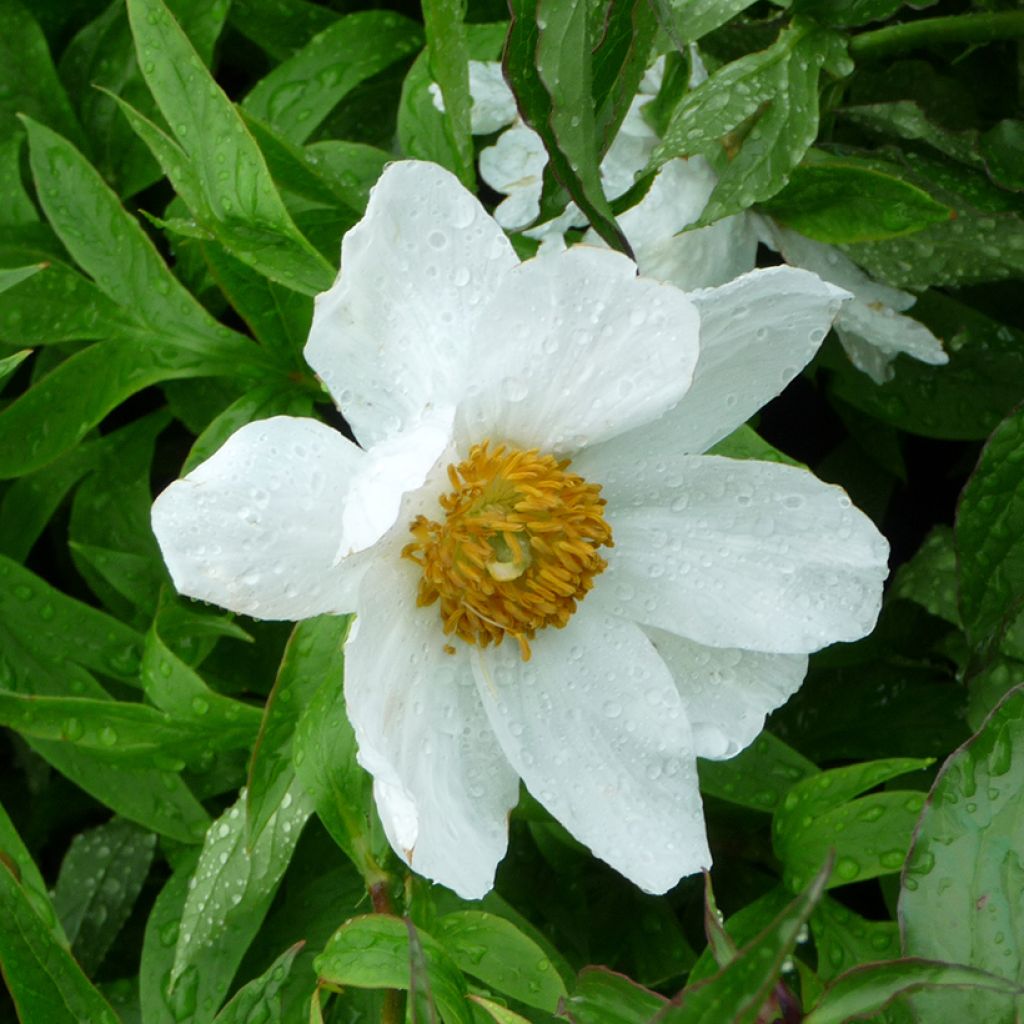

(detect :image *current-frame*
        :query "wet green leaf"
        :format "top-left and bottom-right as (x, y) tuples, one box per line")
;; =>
(0, 859), (120, 1024)
(811, 896), (901, 982)
(901, 684), (1024, 1023)
(559, 966), (666, 1024)
(53, 817), (156, 975)
(227, 0), (337, 60)
(212, 943), (303, 1024)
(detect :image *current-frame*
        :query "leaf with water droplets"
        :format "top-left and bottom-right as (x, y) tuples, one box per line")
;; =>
(0, 857), (121, 1024)
(901, 683), (1024, 1023)
(211, 942), (303, 1024)
(53, 817), (156, 976)
(241, 11), (422, 146)
(650, 0), (763, 46)
(169, 780), (312, 1005)
(316, 915), (473, 1024)
(226, 0), (337, 61)
(434, 910), (567, 1012)
(810, 895), (901, 983)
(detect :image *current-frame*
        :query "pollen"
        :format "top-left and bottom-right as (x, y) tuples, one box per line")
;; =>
(402, 441), (613, 660)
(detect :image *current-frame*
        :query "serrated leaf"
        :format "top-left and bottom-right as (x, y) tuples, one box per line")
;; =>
(241, 11), (422, 146)
(169, 781), (312, 1007)
(53, 818), (156, 976)
(0, 860), (120, 1024)
(126, 0), (336, 294)
(956, 405), (1024, 650)
(698, 730), (817, 813)
(316, 915), (473, 1024)
(760, 158), (953, 242)
(804, 959), (1024, 1024)
(901, 684), (1024, 1022)
(505, 0), (630, 252)
(435, 910), (567, 1012)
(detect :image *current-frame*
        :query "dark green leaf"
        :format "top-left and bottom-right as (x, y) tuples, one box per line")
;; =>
(792, 0), (905, 28)
(560, 966), (666, 1024)
(0, 860), (120, 1024)
(811, 896), (900, 982)
(0, 799), (67, 943)
(956, 405), (1024, 649)
(53, 818), (156, 975)
(227, 0), (337, 60)
(901, 684), (1024, 1023)
(505, 0), (630, 252)
(650, 0), (763, 45)
(241, 11), (423, 146)
(981, 120), (1024, 191)
(212, 943), (303, 1024)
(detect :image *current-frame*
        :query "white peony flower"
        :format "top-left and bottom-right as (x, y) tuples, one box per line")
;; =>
(152, 160), (890, 899)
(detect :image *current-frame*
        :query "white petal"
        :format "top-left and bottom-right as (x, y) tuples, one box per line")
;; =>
(837, 301), (948, 371)
(305, 161), (519, 447)
(645, 626), (808, 760)
(468, 61), (518, 134)
(472, 604), (710, 893)
(479, 125), (547, 229)
(580, 266), (847, 464)
(600, 94), (659, 200)
(339, 411), (453, 557)
(457, 246), (700, 454)
(346, 558), (520, 899)
(152, 417), (368, 619)
(580, 453), (889, 653)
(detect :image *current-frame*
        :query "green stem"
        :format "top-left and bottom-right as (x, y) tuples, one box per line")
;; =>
(850, 10), (1024, 60)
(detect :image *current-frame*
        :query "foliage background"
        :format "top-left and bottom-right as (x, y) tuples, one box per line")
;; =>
(0, 0), (1022, 1020)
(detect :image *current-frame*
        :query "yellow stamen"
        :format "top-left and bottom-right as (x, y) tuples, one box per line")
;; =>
(403, 441), (613, 660)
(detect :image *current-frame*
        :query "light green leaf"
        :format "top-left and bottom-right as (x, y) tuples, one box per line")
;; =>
(126, 0), (336, 294)
(804, 959), (1024, 1024)
(53, 818), (156, 975)
(901, 684), (1024, 1023)
(0, 347), (29, 392)
(434, 910), (567, 1012)
(316, 915), (473, 1024)
(242, 11), (423, 146)
(169, 781), (312, 1007)
(0, 860), (120, 1024)
(560, 965), (666, 1024)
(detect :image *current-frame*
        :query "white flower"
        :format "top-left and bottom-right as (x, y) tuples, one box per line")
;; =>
(152, 160), (889, 899)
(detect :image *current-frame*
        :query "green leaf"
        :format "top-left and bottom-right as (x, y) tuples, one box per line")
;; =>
(168, 782), (312, 1006)
(773, 758), (931, 891)
(650, 0), (762, 45)
(21, 116), (257, 361)
(706, 425), (803, 468)
(0, 347), (29, 391)
(434, 910), (567, 1012)
(760, 157), (953, 243)
(421, 0), (474, 188)
(0, 0), (83, 145)
(0, 259), (137, 346)
(901, 684), (1024, 1023)
(699, 731), (818, 813)
(804, 959), (1024, 1024)
(316, 915), (473, 1024)
(981, 120), (1024, 191)
(241, 11), (422, 146)
(810, 896), (900, 982)
(125, 0), (336, 295)
(956, 405), (1024, 650)
(892, 525), (959, 625)
(183, 381), (316, 475)
(227, 0), (337, 60)
(0, 860), (120, 1024)
(660, 863), (829, 1024)
(505, 0), (630, 252)
(247, 617), (348, 846)
(212, 943), (303, 1024)
(792, 0), (905, 28)
(826, 291), (1024, 441)
(53, 817), (156, 975)
(0, 798), (67, 944)
(559, 966), (666, 1024)
(653, 26), (846, 222)
(0, 336), (248, 479)
(468, 996), (534, 1024)
(292, 616), (379, 878)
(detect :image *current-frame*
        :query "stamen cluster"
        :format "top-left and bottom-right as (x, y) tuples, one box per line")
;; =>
(403, 442), (613, 660)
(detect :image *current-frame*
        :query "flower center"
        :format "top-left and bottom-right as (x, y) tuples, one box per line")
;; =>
(402, 441), (613, 660)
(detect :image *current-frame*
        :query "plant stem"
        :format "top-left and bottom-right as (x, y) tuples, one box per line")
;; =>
(850, 10), (1024, 60)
